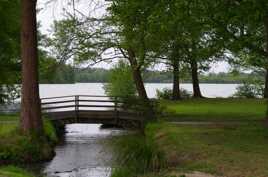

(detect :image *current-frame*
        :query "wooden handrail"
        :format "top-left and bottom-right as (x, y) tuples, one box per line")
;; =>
(76, 95), (118, 98)
(41, 100), (75, 105)
(41, 99), (123, 105)
(41, 95), (76, 100)
(77, 99), (123, 103)
(78, 105), (118, 108)
(42, 104), (122, 110)
(41, 95), (124, 112)
(42, 105), (76, 110)
(41, 95), (119, 100)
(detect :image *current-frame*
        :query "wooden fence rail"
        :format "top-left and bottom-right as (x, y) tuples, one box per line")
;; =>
(41, 95), (123, 112)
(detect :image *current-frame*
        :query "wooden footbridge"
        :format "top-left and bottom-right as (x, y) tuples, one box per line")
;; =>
(41, 95), (144, 127)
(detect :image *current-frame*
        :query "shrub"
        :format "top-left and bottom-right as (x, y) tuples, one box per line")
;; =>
(103, 60), (137, 101)
(120, 97), (164, 122)
(156, 88), (192, 100)
(233, 81), (264, 98)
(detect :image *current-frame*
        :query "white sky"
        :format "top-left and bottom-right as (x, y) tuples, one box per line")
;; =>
(37, 0), (230, 73)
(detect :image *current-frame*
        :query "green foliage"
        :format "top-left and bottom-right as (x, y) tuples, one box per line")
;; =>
(0, 0), (20, 75)
(37, 65), (261, 84)
(111, 129), (166, 177)
(38, 50), (58, 83)
(0, 0), (20, 104)
(75, 68), (109, 83)
(156, 88), (173, 100)
(45, 19), (102, 65)
(45, 19), (78, 63)
(119, 97), (162, 122)
(0, 85), (20, 104)
(156, 88), (192, 100)
(233, 80), (264, 98)
(104, 61), (137, 99)
(43, 120), (58, 143)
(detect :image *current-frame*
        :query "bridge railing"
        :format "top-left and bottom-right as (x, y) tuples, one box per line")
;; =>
(41, 95), (123, 112)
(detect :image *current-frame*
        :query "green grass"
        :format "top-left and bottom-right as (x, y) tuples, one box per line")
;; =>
(110, 131), (166, 177)
(112, 121), (268, 177)
(0, 114), (18, 121)
(145, 122), (268, 177)
(161, 98), (267, 121)
(0, 166), (34, 177)
(0, 124), (17, 136)
(0, 115), (58, 143)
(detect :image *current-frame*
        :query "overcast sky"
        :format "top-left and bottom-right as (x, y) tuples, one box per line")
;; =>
(36, 0), (230, 73)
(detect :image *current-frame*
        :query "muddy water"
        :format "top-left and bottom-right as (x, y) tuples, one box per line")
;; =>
(42, 124), (126, 177)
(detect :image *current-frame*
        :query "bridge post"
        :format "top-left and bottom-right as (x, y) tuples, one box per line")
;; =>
(75, 95), (79, 123)
(114, 96), (119, 124)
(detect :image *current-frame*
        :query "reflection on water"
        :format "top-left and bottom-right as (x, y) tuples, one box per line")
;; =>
(43, 124), (125, 177)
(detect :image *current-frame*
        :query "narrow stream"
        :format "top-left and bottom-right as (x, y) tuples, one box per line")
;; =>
(41, 124), (126, 177)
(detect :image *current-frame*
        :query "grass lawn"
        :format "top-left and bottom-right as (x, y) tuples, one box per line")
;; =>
(144, 122), (268, 177)
(0, 123), (17, 136)
(0, 114), (19, 122)
(161, 98), (267, 121)
(0, 166), (34, 177)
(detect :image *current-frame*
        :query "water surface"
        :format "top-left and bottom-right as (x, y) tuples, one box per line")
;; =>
(40, 83), (238, 98)
(43, 124), (126, 177)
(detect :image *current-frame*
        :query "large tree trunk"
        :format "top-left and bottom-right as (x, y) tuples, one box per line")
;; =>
(172, 60), (181, 100)
(264, 15), (268, 99)
(264, 14), (268, 124)
(127, 49), (149, 101)
(264, 68), (268, 98)
(190, 59), (203, 98)
(20, 0), (43, 134)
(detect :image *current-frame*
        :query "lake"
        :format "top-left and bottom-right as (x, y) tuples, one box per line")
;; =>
(39, 83), (239, 98)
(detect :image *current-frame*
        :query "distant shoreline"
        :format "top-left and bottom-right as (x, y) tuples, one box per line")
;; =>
(39, 82), (241, 84)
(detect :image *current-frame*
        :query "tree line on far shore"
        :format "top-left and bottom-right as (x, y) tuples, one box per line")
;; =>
(38, 66), (264, 84)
